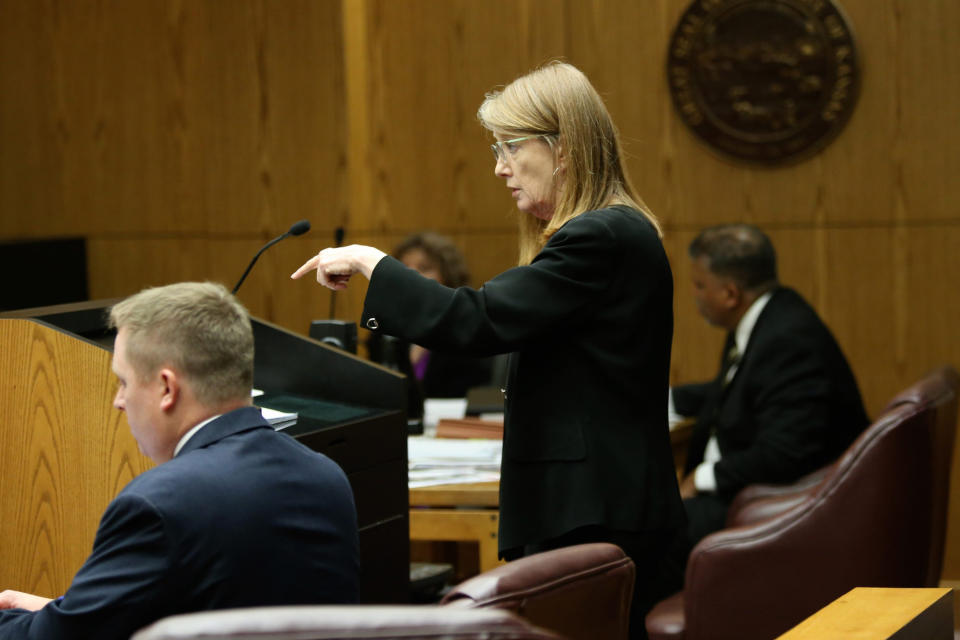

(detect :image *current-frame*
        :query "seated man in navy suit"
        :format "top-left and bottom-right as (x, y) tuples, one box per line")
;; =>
(0, 282), (360, 639)
(671, 224), (868, 557)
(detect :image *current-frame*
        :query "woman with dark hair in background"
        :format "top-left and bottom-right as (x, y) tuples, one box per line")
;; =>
(293, 61), (683, 638)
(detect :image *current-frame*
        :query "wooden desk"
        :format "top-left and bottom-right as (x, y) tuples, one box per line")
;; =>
(777, 587), (954, 639)
(409, 482), (502, 573)
(408, 423), (694, 575)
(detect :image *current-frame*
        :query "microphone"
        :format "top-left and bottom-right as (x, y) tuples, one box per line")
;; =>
(232, 219), (311, 295)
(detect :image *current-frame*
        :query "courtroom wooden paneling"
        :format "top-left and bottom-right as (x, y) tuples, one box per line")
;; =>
(2, 0), (960, 589)
(0, 320), (153, 597)
(2, 0), (958, 401)
(340, 0), (566, 237)
(898, 1), (960, 222)
(0, 0), (346, 248)
(86, 235), (333, 339)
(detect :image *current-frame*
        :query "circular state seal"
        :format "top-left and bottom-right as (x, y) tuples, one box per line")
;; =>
(667, 0), (860, 165)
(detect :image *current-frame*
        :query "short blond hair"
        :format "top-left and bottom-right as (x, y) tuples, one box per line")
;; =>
(478, 61), (661, 264)
(108, 282), (254, 406)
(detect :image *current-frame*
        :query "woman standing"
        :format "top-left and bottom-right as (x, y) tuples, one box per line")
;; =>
(293, 62), (683, 637)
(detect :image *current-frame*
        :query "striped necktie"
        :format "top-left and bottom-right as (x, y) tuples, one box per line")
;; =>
(721, 343), (741, 388)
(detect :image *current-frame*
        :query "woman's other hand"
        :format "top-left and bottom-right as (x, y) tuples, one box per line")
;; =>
(0, 590), (53, 611)
(291, 245), (387, 290)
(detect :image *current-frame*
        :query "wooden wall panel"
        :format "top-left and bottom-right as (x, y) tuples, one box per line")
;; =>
(2, 0), (960, 588)
(898, 0), (960, 221)
(0, 1), (60, 236)
(0, 0), (346, 316)
(2, 0), (957, 402)
(822, 229), (900, 410)
(341, 0), (566, 241)
(87, 235), (333, 337)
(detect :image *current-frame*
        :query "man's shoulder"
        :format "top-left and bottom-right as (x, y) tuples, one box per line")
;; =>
(119, 453), (202, 501)
(759, 288), (827, 332)
(120, 428), (267, 493)
(117, 429), (339, 522)
(748, 288), (847, 367)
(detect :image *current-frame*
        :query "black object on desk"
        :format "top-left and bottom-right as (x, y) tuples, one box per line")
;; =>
(309, 319), (358, 353)
(465, 386), (506, 416)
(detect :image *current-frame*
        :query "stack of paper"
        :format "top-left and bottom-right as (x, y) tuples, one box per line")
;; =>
(407, 436), (502, 488)
(251, 389), (298, 430)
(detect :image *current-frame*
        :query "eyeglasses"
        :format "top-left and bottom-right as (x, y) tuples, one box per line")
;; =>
(490, 135), (546, 163)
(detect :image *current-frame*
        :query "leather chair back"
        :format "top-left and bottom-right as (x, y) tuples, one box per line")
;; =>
(647, 366), (959, 640)
(442, 542), (635, 640)
(131, 606), (563, 640)
(883, 366), (960, 586)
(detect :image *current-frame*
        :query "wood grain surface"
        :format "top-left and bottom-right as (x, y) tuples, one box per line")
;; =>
(0, 319), (152, 596)
(1, 0), (958, 590)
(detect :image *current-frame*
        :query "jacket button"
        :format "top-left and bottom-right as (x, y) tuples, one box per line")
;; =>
(366, 318), (379, 330)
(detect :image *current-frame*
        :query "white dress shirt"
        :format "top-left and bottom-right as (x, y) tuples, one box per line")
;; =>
(173, 414), (223, 458)
(678, 291), (773, 492)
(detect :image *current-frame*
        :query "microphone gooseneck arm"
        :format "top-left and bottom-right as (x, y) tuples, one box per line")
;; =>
(232, 233), (289, 295)
(232, 220), (312, 295)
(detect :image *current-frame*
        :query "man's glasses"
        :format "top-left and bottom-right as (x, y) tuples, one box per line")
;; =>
(490, 135), (546, 163)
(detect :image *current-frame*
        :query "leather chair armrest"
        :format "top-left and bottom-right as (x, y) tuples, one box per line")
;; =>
(645, 591), (685, 640)
(441, 543), (632, 609)
(441, 543), (634, 640)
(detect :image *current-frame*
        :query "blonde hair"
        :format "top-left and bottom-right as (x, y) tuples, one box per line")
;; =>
(108, 282), (254, 406)
(478, 61), (661, 264)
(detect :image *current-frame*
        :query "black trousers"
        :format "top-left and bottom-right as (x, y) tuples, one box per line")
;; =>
(504, 525), (684, 640)
(657, 492), (730, 598)
(681, 494), (729, 557)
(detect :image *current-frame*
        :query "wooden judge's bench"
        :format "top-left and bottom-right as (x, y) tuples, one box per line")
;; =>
(0, 300), (410, 604)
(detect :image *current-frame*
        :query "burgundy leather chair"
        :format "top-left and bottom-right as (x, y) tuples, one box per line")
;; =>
(442, 542), (636, 640)
(646, 366), (959, 640)
(132, 606), (563, 640)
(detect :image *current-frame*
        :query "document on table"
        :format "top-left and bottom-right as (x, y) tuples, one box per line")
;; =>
(421, 397), (469, 436)
(407, 436), (502, 488)
(251, 389), (298, 430)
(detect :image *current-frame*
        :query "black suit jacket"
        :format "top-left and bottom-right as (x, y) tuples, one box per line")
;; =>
(0, 407), (360, 640)
(363, 206), (685, 552)
(674, 287), (869, 500)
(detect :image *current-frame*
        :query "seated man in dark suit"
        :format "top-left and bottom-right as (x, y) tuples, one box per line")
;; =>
(672, 224), (868, 556)
(0, 282), (360, 639)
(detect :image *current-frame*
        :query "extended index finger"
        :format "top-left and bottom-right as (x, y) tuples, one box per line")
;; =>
(290, 255), (321, 280)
